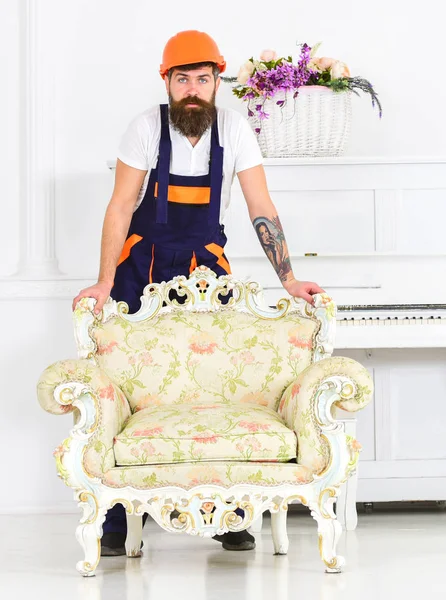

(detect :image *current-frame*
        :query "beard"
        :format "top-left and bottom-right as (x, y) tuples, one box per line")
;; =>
(169, 92), (217, 138)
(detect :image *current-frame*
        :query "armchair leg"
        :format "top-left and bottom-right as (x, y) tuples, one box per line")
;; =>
(271, 508), (289, 555)
(336, 418), (359, 531)
(126, 514), (143, 558)
(310, 491), (345, 573)
(75, 496), (105, 577)
(336, 469), (359, 531)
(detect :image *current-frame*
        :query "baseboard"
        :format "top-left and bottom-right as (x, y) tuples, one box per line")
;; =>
(357, 477), (446, 502)
(0, 504), (78, 515)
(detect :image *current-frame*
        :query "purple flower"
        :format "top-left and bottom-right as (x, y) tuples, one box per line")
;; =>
(240, 43), (321, 130)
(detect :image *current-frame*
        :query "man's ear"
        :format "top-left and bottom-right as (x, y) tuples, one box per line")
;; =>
(164, 75), (170, 94)
(215, 77), (221, 93)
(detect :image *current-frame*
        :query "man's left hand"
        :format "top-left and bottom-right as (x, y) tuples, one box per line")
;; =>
(283, 279), (325, 305)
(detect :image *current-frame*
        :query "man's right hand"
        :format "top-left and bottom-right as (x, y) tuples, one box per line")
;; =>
(72, 281), (114, 314)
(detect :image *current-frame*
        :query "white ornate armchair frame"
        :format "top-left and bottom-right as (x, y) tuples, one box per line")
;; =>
(38, 267), (373, 576)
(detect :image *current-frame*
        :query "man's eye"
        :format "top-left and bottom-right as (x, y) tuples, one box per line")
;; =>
(199, 79), (208, 84)
(178, 78), (187, 83)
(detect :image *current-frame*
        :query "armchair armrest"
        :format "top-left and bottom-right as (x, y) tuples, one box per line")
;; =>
(37, 359), (132, 482)
(278, 356), (373, 476)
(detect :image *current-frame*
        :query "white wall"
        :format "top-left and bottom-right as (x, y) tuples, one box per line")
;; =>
(0, 2), (20, 276)
(1, 0), (446, 513)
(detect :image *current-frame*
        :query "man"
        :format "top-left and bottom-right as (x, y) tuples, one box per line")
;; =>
(73, 30), (324, 556)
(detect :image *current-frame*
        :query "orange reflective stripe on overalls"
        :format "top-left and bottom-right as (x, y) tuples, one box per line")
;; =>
(149, 244), (155, 283)
(117, 234), (143, 266)
(205, 243), (231, 274)
(154, 182), (211, 205)
(189, 252), (198, 274)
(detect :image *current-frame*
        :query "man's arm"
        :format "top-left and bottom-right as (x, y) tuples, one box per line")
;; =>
(72, 159), (147, 313)
(237, 165), (324, 304)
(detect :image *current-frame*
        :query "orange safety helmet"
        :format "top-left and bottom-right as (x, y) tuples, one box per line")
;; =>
(159, 30), (226, 79)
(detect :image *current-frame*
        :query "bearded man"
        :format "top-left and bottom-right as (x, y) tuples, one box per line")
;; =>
(73, 30), (324, 556)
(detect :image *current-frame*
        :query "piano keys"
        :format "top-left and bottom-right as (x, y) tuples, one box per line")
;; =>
(335, 304), (446, 349)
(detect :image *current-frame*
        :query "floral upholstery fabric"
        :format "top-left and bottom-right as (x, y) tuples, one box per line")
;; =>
(278, 356), (374, 473)
(91, 311), (318, 413)
(37, 359), (132, 477)
(114, 403), (297, 466)
(102, 461), (313, 490)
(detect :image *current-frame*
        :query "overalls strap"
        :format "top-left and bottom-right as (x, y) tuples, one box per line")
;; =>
(156, 103), (171, 224)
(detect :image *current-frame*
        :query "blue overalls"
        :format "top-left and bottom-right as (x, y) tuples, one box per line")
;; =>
(104, 104), (231, 535)
(110, 103), (231, 314)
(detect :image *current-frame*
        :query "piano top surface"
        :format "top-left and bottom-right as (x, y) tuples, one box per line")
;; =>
(338, 304), (446, 312)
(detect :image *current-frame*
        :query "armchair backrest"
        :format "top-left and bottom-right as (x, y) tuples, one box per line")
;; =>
(74, 268), (336, 414)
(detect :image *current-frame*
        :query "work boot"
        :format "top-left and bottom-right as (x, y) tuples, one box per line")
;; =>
(101, 532), (127, 556)
(212, 530), (256, 551)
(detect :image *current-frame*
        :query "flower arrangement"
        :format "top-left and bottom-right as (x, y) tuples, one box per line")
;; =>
(222, 43), (382, 133)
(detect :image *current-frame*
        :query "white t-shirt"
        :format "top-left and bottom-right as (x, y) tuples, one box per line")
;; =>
(117, 105), (263, 220)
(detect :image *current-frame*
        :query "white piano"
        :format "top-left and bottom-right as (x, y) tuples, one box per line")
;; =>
(336, 303), (446, 348)
(225, 157), (446, 522)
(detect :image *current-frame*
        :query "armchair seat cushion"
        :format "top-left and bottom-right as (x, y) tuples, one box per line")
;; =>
(114, 403), (297, 466)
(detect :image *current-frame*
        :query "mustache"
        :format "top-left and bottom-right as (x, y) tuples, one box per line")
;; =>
(173, 96), (212, 109)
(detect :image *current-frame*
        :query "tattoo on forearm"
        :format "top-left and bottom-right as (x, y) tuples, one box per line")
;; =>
(252, 215), (292, 282)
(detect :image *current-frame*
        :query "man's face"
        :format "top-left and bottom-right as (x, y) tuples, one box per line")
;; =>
(166, 66), (220, 104)
(165, 66), (220, 138)
(259, 225), (272, 245)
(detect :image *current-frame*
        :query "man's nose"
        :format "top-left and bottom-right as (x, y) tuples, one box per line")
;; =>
(185, 83), (199, 96)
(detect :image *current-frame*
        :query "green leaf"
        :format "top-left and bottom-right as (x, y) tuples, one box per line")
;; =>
(124, 381), (134, 395)
(228, 380), (236, 395)
(244, 336), (258, 348)
(310, 41), (322, 58)
(248, 470), (263, 483)
(234, 378), (249, 387)
(143, 473), (158, 485)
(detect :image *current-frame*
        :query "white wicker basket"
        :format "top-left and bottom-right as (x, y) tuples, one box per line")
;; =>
(248, 86), (352, 158)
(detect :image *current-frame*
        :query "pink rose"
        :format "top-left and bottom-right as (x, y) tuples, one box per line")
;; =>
(97, 340), (118, 355)
(330, 60), (350, 79)
(132, 426), (163, 437)
(193, 433), (218, 444)
(260, 49), (277, 62)
(141, 441), (156, 455)
(291, 383), (301, 398)
(278, 396), (287, 413)
(237, 60), (255, 85)
(309, 57), (350, 79)
(141, 351), (153, 366)
(99, 383), (115, 401)
(349, 439), (362, 452)
(240, 351), (254, 365)
(238, 421), (270, 433)
(317, 56), (337, 70)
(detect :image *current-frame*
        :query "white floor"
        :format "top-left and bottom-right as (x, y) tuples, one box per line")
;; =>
(1, 509), (445, 599)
